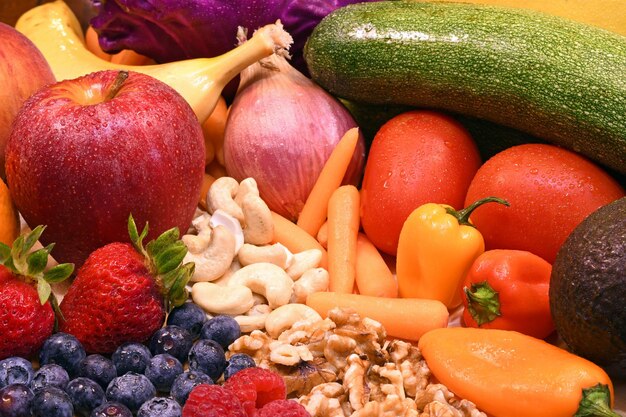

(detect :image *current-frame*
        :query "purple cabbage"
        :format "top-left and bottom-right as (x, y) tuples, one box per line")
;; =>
(90, 0), (377, 73)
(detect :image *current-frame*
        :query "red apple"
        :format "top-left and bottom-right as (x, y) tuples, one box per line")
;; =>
(5, 70), (205, 267)
(0, 22), (55, 179)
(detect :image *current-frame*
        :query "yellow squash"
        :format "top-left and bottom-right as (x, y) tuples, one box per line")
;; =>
(15, 0), (293, 123)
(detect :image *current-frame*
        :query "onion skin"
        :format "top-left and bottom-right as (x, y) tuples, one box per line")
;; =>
(223, 54), (365, 221)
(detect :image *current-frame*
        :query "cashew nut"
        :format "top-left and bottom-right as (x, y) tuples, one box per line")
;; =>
(237, 243), (292, 269)
(265, 303), (322, 339)
(234, 177), (260, 207)
(207, 177), (244, 221)
(183, 212), (213, 252)
(213, 260), (242, 286)
(183, 225), (237, 282)
(191, 209), (210, 229)
(228, 263), (293, 309)
(252, 293), (268, 306)
(234, 304), (271, 333)
(191, 281), (255, 315)
(210, 209), (244, 252)
(241, 193), (274, 245)
(290, 268), (330, 304)
(285, 249), (323, 280)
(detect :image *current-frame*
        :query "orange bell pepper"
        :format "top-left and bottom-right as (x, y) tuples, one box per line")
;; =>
(419, 327), (619, 417)
(396, 197), (508, 308)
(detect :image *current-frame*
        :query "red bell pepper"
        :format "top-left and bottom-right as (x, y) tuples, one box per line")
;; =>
(461, 249), (555, 339)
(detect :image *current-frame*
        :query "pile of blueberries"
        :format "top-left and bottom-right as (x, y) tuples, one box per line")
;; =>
(0, 303), (257, 417)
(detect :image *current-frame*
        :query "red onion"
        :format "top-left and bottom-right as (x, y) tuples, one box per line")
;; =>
(223, 41), (366, 221)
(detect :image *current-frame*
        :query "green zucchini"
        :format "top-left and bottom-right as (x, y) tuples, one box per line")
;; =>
(304, 1), (626, 174)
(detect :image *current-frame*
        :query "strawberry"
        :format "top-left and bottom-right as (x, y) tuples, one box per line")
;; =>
(59, 215), (194, 354)
(0, 226), (74, 360)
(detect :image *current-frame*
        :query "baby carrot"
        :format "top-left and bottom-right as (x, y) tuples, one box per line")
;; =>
(327, 185), (360, 293)
(271, 211), (328, 269)
(198, 173), (217, 211)
(316, 221), (328, 249)
(418, 327), (619, 417)
(297, 128), (360, 237)
(205, 160), (228, 179)
(85, 26), (111, 61)
(202, 95), (229, 166)
(110, 49), (155, 65)
(306, 292), (449, 341)
(355, 233), (398, 298)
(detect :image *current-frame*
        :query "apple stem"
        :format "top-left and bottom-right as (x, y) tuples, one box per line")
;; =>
(105, 70), (129, 101)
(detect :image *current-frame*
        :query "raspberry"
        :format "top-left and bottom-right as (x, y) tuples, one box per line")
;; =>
(258, 400), (311, 417)
(224, 367), (286, 417)
(182, 384), (246, 417)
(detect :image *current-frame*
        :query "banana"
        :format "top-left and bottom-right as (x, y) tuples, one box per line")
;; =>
(15, 0), (293, 123)
(410, 0), (626, 36)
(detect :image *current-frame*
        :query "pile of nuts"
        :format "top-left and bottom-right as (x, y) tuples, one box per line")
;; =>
(227, 308), (487, 417)
(187, 176), (488, 416)
(184, 176), (328, 333)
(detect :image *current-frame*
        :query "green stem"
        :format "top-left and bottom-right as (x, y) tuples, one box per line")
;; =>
(574, 384), (621, 417)
(446, 196), (509, 226)
(464, 281), (501, 326)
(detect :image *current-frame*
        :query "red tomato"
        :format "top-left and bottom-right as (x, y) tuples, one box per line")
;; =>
(465, 144), (625, 263)
(360, 110), (481, 255)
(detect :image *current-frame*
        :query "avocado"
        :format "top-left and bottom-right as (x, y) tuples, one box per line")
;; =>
(550, 197), (626, 379)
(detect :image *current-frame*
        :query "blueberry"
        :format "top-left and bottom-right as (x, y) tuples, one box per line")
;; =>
(105, 372), (156, 413)
(31, 364), (70, 393)
(148, 325), (193, 363)
(187, 339), (227, 381)
(166, 303), (207, 339)
(170, 370), (213, 405)
(199, 315), (241, 349)
(30, 386), (74, 417)
(143, 354), (183, 393)
(66, 377), (106, 417)
(0, 357), (34, 388)
(111, 343), (152, 376)
(223, 353), (256, 381)
(0, 383), (34, 417)
(39, 332), (86, 377)
(137, 397), (182, 417)
(90, 401), (133, 417)
(78, 355), (117, 390)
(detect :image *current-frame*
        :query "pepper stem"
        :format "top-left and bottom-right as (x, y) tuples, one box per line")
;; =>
(574, 384), (621, 417)
(464, 281), (501, 326)
(446, 196), (509, 227)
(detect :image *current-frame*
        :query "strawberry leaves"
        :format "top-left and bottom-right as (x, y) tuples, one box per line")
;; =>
(127, 215), (194, 310)
(0, 225), (74, 305)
